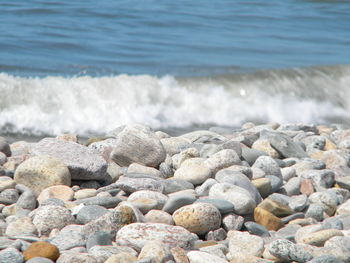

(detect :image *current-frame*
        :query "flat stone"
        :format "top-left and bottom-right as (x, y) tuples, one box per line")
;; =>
(128, 190), (168, 210)
(209, 183), (256, 215)
(187, 251), (228, 263)
(196, 199), (235, 214)
(300, 229), (343, 246)
(128, 163), (164, 178)
(258, 198), (293, 217)
(171, 247), (190, 263)
(305, 204), (324, 221)
(289, 194), (309, 212)
(336, 176), (350, 190)
(281, 167), (296, 181)
(16, 190), (37, 210)
(86, 231), (112, 250)
(174, 158), (212, 185)
(0, 189), (18, 205)
(241, 147), (267, 166)
(254, 207), (284, 231)
(268, 239), (313, 263)
(37, 185), (74, 204)
(73, 189), (97, 200)
(115, 176), (164, 194)
(0, 247), (23, 263)
(31, 138), (108, 181)
(163, 179), (194, 195)
(116, 223), (198, 249)
(172, 148), (200, 170)
(252, 139), (281, 158)
(244, 221), (270, 237)
(74, 196), (122, 208)
(308, 255), (342, 263)
(138, 241), (172, 263)
(294, 224), (324, 244)
(172, 203), (221, 235)
(56, 252), (98, 263)
(299, 169), (335, 189)
(110, 124), (166, 167)
(227, 230), (264, 257)
(276, 224), (302, 241)
(26, 257), (55, 263)
(88, 245), (137, 262)
(300, 178), (315, 196)
(282, 177), (301, 196)
(195, 178), (217, 196)
(324, 236), (350, 262)
(76, 205), (109, 224)
(104, 252), (137, 263)
(14, 156), (71, 196)
(145, 210), (174, 225)
(163, 194), (196, 214)
(160, 137), (190, 156)
(50, 225), (86, 251)
(0, 177), (16, 192)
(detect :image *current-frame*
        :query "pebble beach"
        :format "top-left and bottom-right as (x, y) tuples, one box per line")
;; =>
(1, 122), (350, 263)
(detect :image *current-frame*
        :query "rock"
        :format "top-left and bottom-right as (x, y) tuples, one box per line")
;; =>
(163, 194), (196, 214)
(23, 241), (60, 261)
(110, 124), (166, 167)
(161, 137), (190, 156)
(282, 177), (301, 196)
(289, 194), (309, 212)
(115, 176), (164, 194)
(300, 178), (314, 196)
(56, 252), (98, 263)
(50, 225), (86, 251)
(276, 224), (302, 241)
(5, 216), (37, 236)
(0, 247), (23, 263)
(163, 179), (194, 195)
(74, 196), (122, 208)
(300, 229), (343, 246)
(31, 138), (108, 181)
(74, 189), (97, 199)
(180, 130), (227, 143)
(0, 152), (7, 166)
(104, 252), (137, 263)
(324, 236), (350, 262)
(205, 228), (227, 241)
(252, 156), (282, 178)
(0, 189), (19, 204)
(257, 198), (293, 217)
(76, 205), (109, 224)
(253, 207), (284, 231)
(32, 205), (75, 236)
(116, 223), (198, 249)
(85, 231), (112, 250)
(88, 245), (137, 262)
(37, 185), (74, 204)
(186, 251), (228, 263)
(322, 217), (343, 230)
(252, 139), (281, 158)
(145, 210), (174, 225)
(171, 247), (190, 263)
(268, 239), (313, 263)
(16, 190), (37, 210)
(244, 221), (270, 237)
(128, 190), (168, 210)
(299, 169), (335, 189)
(241, 147), (267, 166)
(305, 203), (324, 221)
(14, 156), (71, 196)
(174, 158), (212, 185)
(309, 191), (338, 216)
(138, 241), (172, 263)
(0, 177), (16, 192)
(260, 130), (308, 158)
(172, 148), (200, 170)
(336, 199), (350, 216)
(335, 176), (350, 190)
(172, 203), (221, 235)
(195, 178), (217, 196)
(222, 213), (244, 231)
(227, 230), (264, 258)
(0, 137), (11, 156)
(196, 199), (235, 214)
(308, 255), (342, 263)
(82, 206), (136, 238)
(281, 166), (296, 181)
(209, 183), (256, 215)
(204, 149), (241, 174)
(251, 178), (272, 198)
(26, 257), (55, 263)
(128, 163), (164, 178)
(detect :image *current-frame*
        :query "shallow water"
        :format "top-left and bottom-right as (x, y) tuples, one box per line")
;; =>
(1, 0), (350, 137)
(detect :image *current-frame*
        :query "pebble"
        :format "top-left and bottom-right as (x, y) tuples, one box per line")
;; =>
(268, 239), (313, 263)
(76, 205), (109, 224)
(138, 241), (172, 262)
(257, 198), (293, 217)
(254, 207), (284, 231)
(196, 198), (235, 214)
(16, 190), (37, 210)
(88, 245), (137, 262)
(227, 230), (264, 258)
(204, 149), (241, 174)
(5, 216), (37, 236)
(115, 176), (164, 194)
(174, 158), (212, 185)
(105, 252), (137, 263)
(299, 228), (343, 246)
(50, 225), (86, 251)
(145, 210), (174, 225)
(172, 203), (221, 235)
(244, 221), (270, 237)
(128, 190), (168, 210)
(163, 178), (194, 195)
(222, 213), (244, 231)
(187, 251), (228, 263)
(0, 247), (24, 263)
(26, 258), (55, 263)
(163, 194), (196, 214)
(23, 241), (60, 261)
(289, 194), (309, 212)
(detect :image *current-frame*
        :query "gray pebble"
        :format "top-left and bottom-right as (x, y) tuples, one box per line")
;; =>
(26, 257), (55, 263)
(162, 195), (196, 214)
(308, 255), (341, 263)
(74, 196), (122, 208)
(305, 203), (324, 221)
(268, 239), (313, 263)
(162, 179), (194, 195)
(196, 199), (235, 214)
(0, 247), (23, 263)
(86, 231), (112, 250)
(76, 205), (109, 224)
(16, 190), (37, 210)
(244, 221), (270, 237)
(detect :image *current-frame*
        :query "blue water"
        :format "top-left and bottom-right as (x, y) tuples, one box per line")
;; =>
(1, 0), (350, 137)
(1, 0), (350, 77)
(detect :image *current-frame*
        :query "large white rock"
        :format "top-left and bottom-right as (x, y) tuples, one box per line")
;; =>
(174, 158), (212, 185)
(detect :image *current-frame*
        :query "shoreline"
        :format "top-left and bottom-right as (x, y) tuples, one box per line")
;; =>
(1, 122), (350, 262)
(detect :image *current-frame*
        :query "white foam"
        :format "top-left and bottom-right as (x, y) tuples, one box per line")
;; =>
(0, 70), (349, 136)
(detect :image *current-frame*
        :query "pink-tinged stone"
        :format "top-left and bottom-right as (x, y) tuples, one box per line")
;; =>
(300, 179), (314, 196)
(37, 185), (74, 204)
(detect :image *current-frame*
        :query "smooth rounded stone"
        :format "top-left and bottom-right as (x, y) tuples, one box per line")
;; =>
(81, 205), (137, 238)
(50, 225), (86, 251)
(129, 198), (159, 214)
(254, 207), (284, 231)
(265, 175), (282, 193)
(174, 158), (212, 185)
(222, 213), (244, 231)
(32, 205), (75, 236)
(241, 147), (267, 166)
(295, 224), (324, 244)
(0, 188), (19, 204)
(322, 217), (343, 230)
(209, 183), (256, 215)
(14, 156), (71, 196)
(258, 198), (293, 217)
(56, 252), (98, 263)
(305, 204), (325, 221)
(160, 137), (190, 156)
(244, 221), (270, 237)
(252, 139), (281, 158)
(289, 217), (317, 226)
(281, 177), (301, 196)
(187, 251), (228, 263)
(252, 178), (272, 198)
(40, 198), (65, 207)
(87, 137), (117, 159)
(268, 193), (290, 206)
(74, 196), (122, 209)
(276, 224), (302, 241)
(300, 178), (315, 196)
(336, 199), (350, 216)
(196, 199), (235, 214)
(26, 257), (55, 263)
(172, 203), (221, 235)
(268, 239), (313, 263)
(74, 189), (97, 200)
(324, 236), (350, 262)
(309, 191), (338, 216)
(0, 137), (11, 156)
(16, 190), (37, 210)
(23, 241), (60, 261)
(104, 252), (137, 263)
(252, 155), (282, 178)
(336, 175), (350, 190)
(172, 148), (200, 170)
(78, 180), (102, 189)
(128, 190), (168, 210)
(110, 124), (166, 167)
(205, 228), (227, 241)
(281, 166), (296, 181)
(204, 149), (241, 174)
(299, 169), (335, 190)
(5, 216), (37, 236)
(180, 130), (227, 143)
(199, 243), (228, 259)
(115, 176), (164, 194)
(106, 162), (123, 183)
(215, 169), (262, 204)
(227, 230), (264, 258)
(163, 179), (194, 195)
(163, 194), (196, 214)
(159, 160), (173, 179)
(138, 241), (172, 262)
(31, 138), (108, 181)
(308, 255), (342, 263)
(199, 144), (223, 159)
(260, 129), (308, 159)
(76, 205), (109, 224)
(88, 245), (137, 262)
(0, 247), (23, 263)
(145, 210), (174, 225)
(0, 152), (7, 166)
(0, 177), (16, 192)
(319, 149), (350, 169)
(128, 163), (164, 178)
(117, 201), (146, 223)
(195, 178), (217, 197)
(289, 194), (309, 212)
(116, 223), (198, 249)
(300, 229), (343, 246)
(223, 165), (253, 179)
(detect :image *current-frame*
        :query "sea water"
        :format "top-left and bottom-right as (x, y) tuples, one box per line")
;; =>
(1, 0), (350, 137)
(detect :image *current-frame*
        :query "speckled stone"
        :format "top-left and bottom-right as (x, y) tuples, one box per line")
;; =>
(268, 239), (313, 263)
(174, 158), (212, 185)
(227, 230), (264, 258)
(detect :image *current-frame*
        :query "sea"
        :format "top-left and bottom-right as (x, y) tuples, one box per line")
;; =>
(1, 0), (350, 140)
